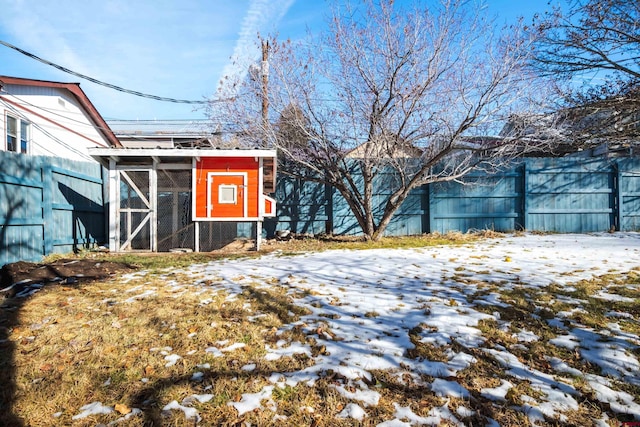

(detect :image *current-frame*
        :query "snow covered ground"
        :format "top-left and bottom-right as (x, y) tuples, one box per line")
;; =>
(77, 233), (640, 425)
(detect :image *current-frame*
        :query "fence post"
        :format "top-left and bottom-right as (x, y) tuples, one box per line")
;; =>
(521, 162), (528, 231)
(427, 183), (434, 233)
(325, 183), (334, 235)
(421, 184), (429, 234)
(613, 161), (622, 231)
(41, 163), (54, 256)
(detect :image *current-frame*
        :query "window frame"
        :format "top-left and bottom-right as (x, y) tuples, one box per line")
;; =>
(218, 184), (238, 204)
(5, 113), (30, 154)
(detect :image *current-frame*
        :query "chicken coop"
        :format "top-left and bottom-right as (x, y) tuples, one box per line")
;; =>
(89, 148), (276, 252)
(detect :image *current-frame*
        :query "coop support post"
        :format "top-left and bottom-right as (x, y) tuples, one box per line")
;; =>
(109, 158), (118, 252)
(150, 158), (158, 252)
(194, 221), (200, 252)
(256, 221), (262, 251)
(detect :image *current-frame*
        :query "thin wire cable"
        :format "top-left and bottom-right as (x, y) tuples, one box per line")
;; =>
(0, 40), (227, 105)
(1, 89), (247, 144)
(1, 97), (99, 161)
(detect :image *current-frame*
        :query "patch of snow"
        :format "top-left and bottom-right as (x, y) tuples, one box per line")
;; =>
(182, 394), (214, 405)
(148, 232), (640, 424)
(337, 403), (367, 420)
(567, 328), (640, 385)
(162, 400), (201, 422)
(485, 348), (580, 420)
(72, 402), (113, 420)
(550, 333), (580, 350)
(456, 405), (475, 418)
(377, 420), (412, 427)
(546, 356), (582, 377)
(388, 403), (441, 425)
(474, 292), (510, 308)
(422, 305), (494, 348)
(264, 341), (311, 361)
(431, 378), (470, 399)
(205, 346), (223, 357)
(331, 383), (380, 407)
(586, 375), (640, 420)
(547, 317), (568, 330)
(221, 342), (246, 352)
(124, 289), (156, 303)
(480, 380), (513, 402)
(593, 291), (635, 302)
(228, 385), (275, 416)
(108, 408), (142, 425)
(514, 329), (539, 343)
(164, 354), (181, 367)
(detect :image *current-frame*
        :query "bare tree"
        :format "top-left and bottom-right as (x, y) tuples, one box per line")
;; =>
(218, 0), (550, 241)
(532, 0), (640, 143)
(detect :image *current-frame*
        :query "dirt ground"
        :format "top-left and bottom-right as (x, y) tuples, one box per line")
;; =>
(0, 259), (136, 298)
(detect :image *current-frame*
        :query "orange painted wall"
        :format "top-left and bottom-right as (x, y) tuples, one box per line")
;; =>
(194, 157), (261, 219)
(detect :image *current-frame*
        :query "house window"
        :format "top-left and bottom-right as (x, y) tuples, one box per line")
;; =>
(5, 115), (30, 154)
(20, 120), (29, 153)
(218, 184), (237, 204)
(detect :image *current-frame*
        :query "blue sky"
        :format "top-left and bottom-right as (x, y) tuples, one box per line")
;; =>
(0, 0), (557, 121)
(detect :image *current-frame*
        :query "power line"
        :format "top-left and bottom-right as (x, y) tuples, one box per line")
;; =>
(2, 87), (246, 143)
(0, 97), (95, 160)
(0, 39), (224, 105)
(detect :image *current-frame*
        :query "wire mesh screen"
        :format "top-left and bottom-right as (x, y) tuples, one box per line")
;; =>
(120, 211), (151, 250)
(118, 170), (152, 250)
(198, 222), (250, 252)
(119, 171), (150, 209)
(156, 170), (195, 251)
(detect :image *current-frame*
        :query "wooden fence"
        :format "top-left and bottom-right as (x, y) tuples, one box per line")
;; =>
(1, 154), (638, 264)
(0, 151), (105, 265)
(272, 157), (640, 236)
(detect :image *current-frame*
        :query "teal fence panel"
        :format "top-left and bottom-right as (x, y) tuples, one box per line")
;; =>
(271, 157), (638, 237)
(524, 158), (614, 233)
(269, 176), (329, 236)
(0, 152), (105, 265)
(331, 170), (426, 237)
(618, 158), (640, 231)
(50, 165), (105, 254)
(428, 169), (523, 233)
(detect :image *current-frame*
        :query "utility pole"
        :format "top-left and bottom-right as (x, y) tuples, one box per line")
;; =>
(257, 39), (270, 252)
(261, 39), (270, 127)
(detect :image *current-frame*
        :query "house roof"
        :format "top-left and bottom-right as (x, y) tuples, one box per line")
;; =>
(107, 119), (212, 137)
(0, 75), (122, 148)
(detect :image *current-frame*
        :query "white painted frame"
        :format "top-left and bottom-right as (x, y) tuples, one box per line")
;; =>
(218, 184), (237, 204)
(205, 172), (248, 219)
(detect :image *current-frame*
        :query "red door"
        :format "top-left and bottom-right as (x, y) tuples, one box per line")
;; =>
(208, 173), (245, 218)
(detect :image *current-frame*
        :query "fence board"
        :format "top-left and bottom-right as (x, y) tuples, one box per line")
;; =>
(429, 170), (523, 233)
(272, 176), (330, 236)
(272, 157), (640, 237)
(618, 158), (640, 231)
(525, 158), (615, 232)
(0, 151), (105, 265)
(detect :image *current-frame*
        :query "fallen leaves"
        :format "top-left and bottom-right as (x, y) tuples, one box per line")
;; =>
(114, 403), (131, 415)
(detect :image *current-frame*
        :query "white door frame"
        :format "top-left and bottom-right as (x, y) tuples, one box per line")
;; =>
(206, 172), (248, 219)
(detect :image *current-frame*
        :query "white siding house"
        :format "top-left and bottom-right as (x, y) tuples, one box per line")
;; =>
(0, 76), (120, 161)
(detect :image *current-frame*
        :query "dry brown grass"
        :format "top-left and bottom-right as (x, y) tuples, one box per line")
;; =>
(1, 234), (638, 426)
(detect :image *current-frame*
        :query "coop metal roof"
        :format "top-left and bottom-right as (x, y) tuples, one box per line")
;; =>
(88, 147), (277, 167)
